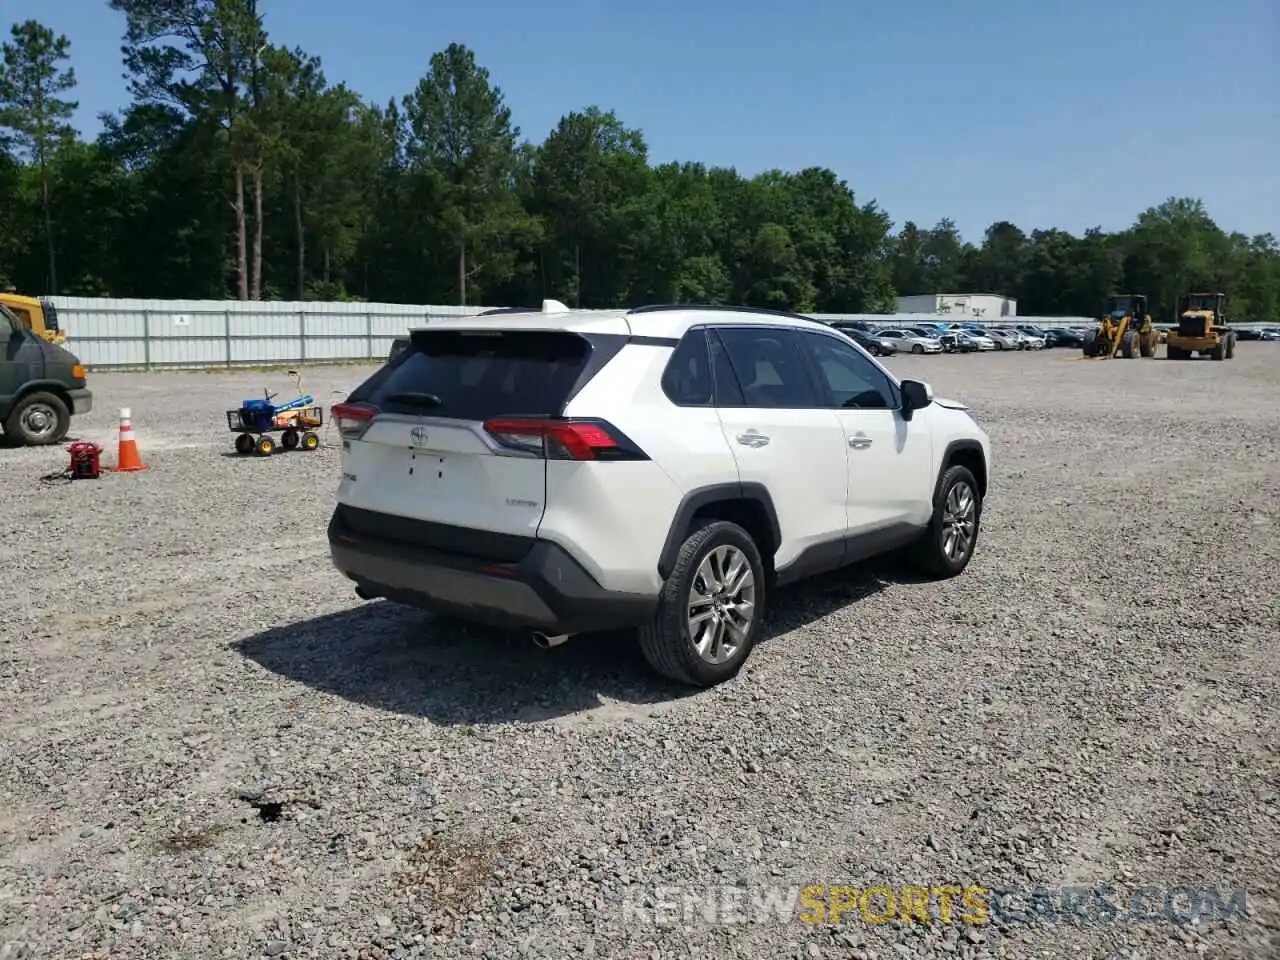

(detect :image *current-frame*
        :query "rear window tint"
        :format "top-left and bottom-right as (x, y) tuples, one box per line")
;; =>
(365, 330), (591, 420)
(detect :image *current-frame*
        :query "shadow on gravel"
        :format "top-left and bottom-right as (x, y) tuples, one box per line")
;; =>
(232, 559), (905, 724)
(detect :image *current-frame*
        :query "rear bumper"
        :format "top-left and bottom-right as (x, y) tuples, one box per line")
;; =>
(328, 506), (658, 634)
(69, 388), (92, 415)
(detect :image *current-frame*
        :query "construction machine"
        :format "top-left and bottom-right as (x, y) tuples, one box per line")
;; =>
(0, 292), (65, 344)
(1081, 294), (1159, 359)
(1165, 292), (1235, 360)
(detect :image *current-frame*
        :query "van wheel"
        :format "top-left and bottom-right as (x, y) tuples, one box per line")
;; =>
(909, 465), (982, 578)
(4, 391), (71, 446)
(639, 520), (765, 688)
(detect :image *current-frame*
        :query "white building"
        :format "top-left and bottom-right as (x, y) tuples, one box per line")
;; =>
(896, 293), (1017, 318)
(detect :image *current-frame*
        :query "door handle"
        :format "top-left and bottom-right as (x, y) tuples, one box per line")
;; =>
(736, 432), (770, 448)
(848, 434), (873, 450)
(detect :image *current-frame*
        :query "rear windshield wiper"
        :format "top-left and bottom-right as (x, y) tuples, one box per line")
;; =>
(386, 391), (443, 408)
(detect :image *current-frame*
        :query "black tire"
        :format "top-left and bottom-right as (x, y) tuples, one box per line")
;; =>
(1082, 331), (1098, 357)
(3, 391), (71, 446)
(1120, 330), (1138, 358)
(912, 343), (923, 354)
(1210, 341), (1225, 361)
(1225, 334), (1236, 359)
(255, 435), (276, 456)
(234, 433), (255, 455)
(909, 465), (982, 579)
(281, 428), (300, 450)
(638, 520), (766, 688)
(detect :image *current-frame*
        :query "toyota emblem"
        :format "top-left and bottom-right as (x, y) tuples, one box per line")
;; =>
(410, 425), (429, 446)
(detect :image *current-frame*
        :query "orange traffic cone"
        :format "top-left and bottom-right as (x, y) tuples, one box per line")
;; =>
(111, 407), (149, 472)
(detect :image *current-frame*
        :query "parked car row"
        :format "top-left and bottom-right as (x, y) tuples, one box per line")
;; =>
(829, 320), (1089, 355)
(830, 318), (1280, 357)
(1234, 326), (1280, 341)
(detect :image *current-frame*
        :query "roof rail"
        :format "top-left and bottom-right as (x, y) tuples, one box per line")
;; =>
(477, 306), (534, 316)
(627, 303), (822, 325)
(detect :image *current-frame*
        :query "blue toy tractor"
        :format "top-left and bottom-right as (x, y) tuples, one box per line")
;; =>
(226, 370), (325, 456)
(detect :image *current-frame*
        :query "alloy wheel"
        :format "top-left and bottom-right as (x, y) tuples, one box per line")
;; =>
(942, 481), (977, 563)
(687, 545), (756, 665)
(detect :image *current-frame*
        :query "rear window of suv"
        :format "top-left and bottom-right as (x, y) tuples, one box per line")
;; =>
(360, 329), (592, 421)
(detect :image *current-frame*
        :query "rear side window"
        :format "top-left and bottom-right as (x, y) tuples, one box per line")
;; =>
(661, 329), (714, 406)
(361, 330), (591, 420)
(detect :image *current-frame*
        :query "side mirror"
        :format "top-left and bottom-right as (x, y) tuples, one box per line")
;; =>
(900, 379), (933, 420)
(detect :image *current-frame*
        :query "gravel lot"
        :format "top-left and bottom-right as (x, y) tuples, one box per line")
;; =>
(1, 346), (1277, 960)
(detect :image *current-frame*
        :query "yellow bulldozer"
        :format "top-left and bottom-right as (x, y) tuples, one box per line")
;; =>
(1081, 294), (1160, 359)
(0, 292), (65, 344)
(1165, 292), (1235, 360)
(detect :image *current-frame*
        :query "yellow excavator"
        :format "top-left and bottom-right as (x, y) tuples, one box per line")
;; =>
(1165, 292), (1235, 360)
(0, 292), (65, 344)
(1081, 294), (1160, 359)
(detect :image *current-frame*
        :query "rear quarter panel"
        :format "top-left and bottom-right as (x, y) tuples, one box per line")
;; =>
(552, 342), (738, 595)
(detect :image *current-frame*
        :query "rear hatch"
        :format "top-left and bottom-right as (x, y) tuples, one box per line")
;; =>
(335, 328), (611, 555)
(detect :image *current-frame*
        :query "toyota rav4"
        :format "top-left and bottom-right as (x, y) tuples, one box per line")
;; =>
(328, 302), (991, 687)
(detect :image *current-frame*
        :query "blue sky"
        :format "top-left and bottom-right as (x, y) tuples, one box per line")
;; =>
(8, 0), (1278, 241)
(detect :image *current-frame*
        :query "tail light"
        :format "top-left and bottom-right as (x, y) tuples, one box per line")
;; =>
(483, 418), (648, 461)
(332, 402), (378, 440)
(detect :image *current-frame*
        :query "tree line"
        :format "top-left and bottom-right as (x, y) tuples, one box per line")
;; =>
(1, 4), (1277, 323)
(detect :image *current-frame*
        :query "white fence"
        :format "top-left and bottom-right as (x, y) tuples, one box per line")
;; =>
(53, 297), (488, 370)
(49, 296), (1104, 370)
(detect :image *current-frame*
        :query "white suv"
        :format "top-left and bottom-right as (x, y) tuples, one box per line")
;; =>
(328, 302), (991, 688)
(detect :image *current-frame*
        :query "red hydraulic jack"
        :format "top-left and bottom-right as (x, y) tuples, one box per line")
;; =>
(68, 441), (103, 479)
(41, 441), (103, 485)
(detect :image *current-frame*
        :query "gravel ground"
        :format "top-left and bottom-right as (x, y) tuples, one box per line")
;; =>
(1, 346), (1277, 960)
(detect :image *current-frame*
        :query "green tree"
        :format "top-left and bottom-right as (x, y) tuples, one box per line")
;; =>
(918, 218), (971, 296)
(530, 107), (649, 306)
(890, 221), (926, 296)
(402, 42), (536, 305)
(1228, 233), (1280, 323)
(1122, 197), (1225, 320)
(110, 0), (268, 298)
(0, 144), (19, 287)
(626, 162), (727, 305)
(782, 168), (894, 312)
(256, 46), (371, 298)
(96, 102), (231, 298)
(968, 221), (1028, 299)
(0, 20), (78, 294)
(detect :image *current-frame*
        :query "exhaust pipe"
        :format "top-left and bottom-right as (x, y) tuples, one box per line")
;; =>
(532, 631), (571, 649)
